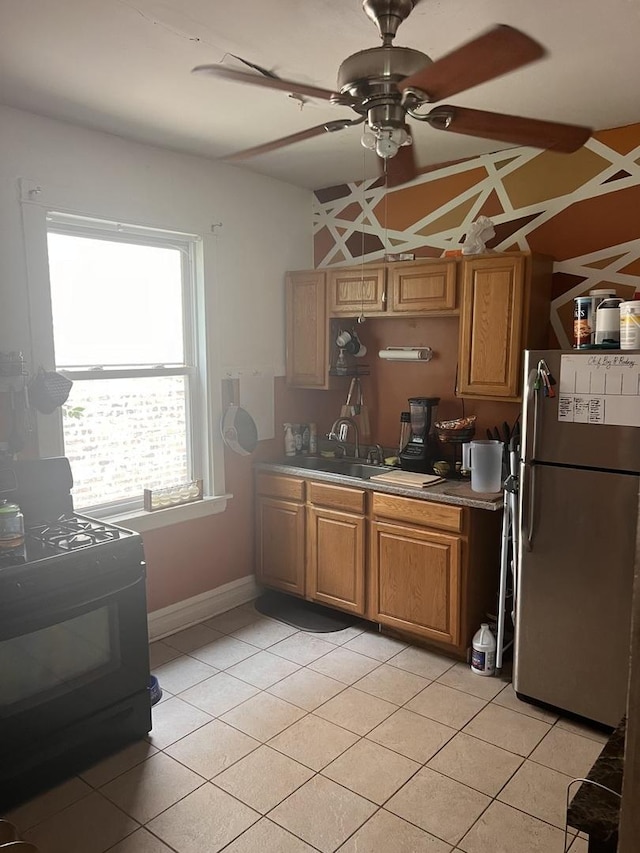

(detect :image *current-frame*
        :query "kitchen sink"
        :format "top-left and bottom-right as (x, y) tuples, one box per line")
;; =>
(278, 457), (394, 480)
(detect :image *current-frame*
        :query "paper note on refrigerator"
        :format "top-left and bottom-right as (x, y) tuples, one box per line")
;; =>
(558, 354), (640, 427)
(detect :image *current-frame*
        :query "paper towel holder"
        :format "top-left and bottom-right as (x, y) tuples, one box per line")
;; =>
(378, 347), (434, 362)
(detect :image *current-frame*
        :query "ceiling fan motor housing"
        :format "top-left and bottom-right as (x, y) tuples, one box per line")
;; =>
(336, 45), (431, 132)
(362, 0), (418, 43)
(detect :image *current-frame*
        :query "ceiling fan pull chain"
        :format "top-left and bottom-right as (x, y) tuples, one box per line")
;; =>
(358, 145), (367, 324)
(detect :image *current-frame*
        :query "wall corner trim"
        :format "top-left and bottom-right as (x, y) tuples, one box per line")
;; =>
(147, 574), (259, 640)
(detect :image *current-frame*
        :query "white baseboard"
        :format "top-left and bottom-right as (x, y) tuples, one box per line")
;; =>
(148, 574), (259, 641)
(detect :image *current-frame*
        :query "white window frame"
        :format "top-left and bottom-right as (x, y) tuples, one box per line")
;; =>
(21, 194), (229, 530)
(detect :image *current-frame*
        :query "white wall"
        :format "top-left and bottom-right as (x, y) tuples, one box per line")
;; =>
(0, 104), (312, 377)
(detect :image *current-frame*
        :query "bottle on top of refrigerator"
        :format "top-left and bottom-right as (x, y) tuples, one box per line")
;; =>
(620, 301), (640, 350)
(471, 623), (496, 676)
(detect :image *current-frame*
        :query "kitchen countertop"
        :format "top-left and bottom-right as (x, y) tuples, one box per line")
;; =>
(567, 717), (623, 846)
(255, 460), (504, 511)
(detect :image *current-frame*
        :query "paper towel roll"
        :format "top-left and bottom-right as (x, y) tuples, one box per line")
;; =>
(378, 347), (433, 361)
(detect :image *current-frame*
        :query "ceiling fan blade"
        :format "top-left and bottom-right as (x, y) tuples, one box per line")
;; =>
(380, 143), (418, 188)
(221, 121), (353, 162)
(429, 106), (591, 152)
(398, 25), (545, 102)
(192, 64), (338, 101)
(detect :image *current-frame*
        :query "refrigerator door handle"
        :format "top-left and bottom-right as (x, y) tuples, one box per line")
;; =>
(528, 368), (540, 463)
(521, 461), (536, 551)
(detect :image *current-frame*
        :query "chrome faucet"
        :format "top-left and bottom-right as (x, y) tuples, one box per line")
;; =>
(328, 417), (360, 459)
(367, 444), (385, 465)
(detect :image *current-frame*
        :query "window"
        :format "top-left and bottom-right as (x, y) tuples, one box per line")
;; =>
(45, 213), (204, 515)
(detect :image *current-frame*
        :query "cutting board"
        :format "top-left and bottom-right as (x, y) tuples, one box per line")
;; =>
(369, 470), (445, 488)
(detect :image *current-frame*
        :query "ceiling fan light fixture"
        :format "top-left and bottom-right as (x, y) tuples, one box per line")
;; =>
(362, 124), (411, 159)
(361, 126), (377, 150)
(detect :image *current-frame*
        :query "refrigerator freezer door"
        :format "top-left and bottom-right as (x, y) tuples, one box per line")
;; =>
(515, 462), (638, 726)
(522, 350), (640, 472)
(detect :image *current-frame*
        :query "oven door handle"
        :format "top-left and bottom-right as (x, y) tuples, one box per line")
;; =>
(0, 572), (145, 640)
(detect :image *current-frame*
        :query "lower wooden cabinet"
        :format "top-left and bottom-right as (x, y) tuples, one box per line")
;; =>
(370, 520), (461, 646)
(255, 473), (306, 596)
(255, 470), (500, 656)
(307, 506), (365, 615)
(255, 496), (305, 596)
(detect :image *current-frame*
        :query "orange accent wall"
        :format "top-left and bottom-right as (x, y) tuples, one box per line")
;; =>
(313, 123), (640, 349)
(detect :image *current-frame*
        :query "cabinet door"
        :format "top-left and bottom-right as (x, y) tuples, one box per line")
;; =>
(286, 270), (328, 388)
(256, 496), (305, 596)
(457, 254), (526, 398)
(307, 506), (365, 615)
(370, 521), (461, 646)
(389, 260), (457, 314)
(328, 266), (386, 315)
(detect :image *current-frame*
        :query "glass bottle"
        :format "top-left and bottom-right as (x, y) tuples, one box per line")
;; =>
(0, 500), (25, 550)
(336, 348), (348, 375)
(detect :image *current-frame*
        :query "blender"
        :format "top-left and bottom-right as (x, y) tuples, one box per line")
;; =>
(399, 397), (440, 472)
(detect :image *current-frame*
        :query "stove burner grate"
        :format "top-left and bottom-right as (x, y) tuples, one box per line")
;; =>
(30, 516), (122, 551)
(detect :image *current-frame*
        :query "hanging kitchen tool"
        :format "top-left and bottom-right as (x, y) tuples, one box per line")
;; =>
(221, 403), (258, 456)
(340, 378), (358, 418)
(352, 378), (371, 443)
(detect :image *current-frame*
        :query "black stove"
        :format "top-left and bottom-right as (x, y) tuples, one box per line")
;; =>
(0, 457), (152, 809)
(1, 513), (136, 567)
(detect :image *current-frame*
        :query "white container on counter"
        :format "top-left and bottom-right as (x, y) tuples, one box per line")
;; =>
(620, 301), (640, 350)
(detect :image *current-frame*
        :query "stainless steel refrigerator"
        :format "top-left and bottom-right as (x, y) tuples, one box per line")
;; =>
(514, 349), (640, 726)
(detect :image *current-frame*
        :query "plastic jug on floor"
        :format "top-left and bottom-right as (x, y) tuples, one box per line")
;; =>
(471, 623), (496, 676)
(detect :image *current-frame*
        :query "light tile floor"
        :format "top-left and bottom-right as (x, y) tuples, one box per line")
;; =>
(4, 602), (607, 853)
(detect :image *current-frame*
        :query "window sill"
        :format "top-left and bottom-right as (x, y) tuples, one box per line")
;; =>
(108, 494), (232, 533)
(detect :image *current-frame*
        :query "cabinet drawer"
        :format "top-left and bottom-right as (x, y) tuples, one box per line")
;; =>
(308, 481), (366, 513)
(372, 492), (463, 533)
(389, 260), (457, 314)
(256, 472), (305, 502)
(328, 267), (386, 315)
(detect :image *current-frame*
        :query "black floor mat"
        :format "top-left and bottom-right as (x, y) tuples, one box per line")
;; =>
(255, 590), (363, 633)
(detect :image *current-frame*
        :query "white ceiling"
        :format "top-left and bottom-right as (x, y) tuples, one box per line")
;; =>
(1, 0), (639, 190)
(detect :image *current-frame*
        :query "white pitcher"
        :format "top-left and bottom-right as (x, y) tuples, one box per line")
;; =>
(462, 440), (504, 493)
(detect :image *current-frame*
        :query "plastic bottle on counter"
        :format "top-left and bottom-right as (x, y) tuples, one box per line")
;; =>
(309, 423), (317, 455)
(283, 423), (296, 456)
(470, 623), (496, 677)
(301, 424), (311, 454)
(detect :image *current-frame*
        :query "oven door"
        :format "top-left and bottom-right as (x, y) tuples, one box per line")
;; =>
(0, 563), (150, 749)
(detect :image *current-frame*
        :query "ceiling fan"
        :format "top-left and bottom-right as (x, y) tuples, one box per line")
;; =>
(193, 0), (591, 187)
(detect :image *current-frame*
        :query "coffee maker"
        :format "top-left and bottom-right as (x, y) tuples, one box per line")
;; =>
(399, 397), (440, 472)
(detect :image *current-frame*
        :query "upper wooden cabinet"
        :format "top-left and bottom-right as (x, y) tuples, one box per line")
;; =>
(285, 269), (329, 389)
(328, 266), (386, 316)
(285, 253), (551, 395)
(327, 259), (458, 318)
(457, 253), (552, 400)
(389, 260), (457, 314)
